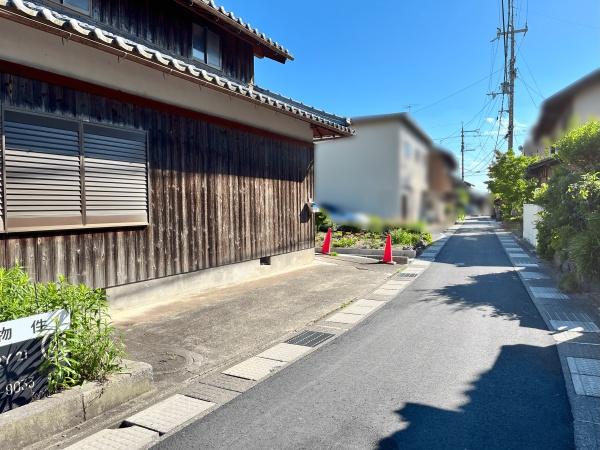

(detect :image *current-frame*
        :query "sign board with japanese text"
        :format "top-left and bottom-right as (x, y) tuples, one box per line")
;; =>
(0, 310), (70, 413)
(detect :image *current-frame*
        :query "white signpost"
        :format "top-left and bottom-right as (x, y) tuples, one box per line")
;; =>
(0, 310), (70, 413)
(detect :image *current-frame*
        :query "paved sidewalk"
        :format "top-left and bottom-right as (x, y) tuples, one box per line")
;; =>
(35, 254), (400, 449)
(496, 224), (600, 449)
(117, 255), (399, 388)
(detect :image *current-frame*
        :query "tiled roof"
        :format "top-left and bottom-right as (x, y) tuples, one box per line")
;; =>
(0, 0), (352, 137)
(185, 0), (294, 62)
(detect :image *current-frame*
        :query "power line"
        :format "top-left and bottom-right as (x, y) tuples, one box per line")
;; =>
(413, 69), (501, 114)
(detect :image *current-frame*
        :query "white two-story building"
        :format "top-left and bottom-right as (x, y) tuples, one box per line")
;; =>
(315, 113), (431, 222)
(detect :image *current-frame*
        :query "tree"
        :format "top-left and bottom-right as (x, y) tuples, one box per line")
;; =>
(486, 149), (538, 219)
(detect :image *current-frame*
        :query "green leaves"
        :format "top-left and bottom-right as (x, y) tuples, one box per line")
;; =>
(486, 149), (539, 219)
(0, 265), (125, 393)
(554, 121), (600, 172)
(536, 121), (600, 282)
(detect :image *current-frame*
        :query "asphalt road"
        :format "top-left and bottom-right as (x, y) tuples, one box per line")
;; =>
(157, 218), (573, 450)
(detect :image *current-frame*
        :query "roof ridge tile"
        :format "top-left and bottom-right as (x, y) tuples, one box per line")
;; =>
(2, 0), (352, 135)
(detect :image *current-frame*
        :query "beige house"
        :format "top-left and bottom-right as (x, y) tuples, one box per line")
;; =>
(524, 69), (600, 157)
(315, 113), (432, 222)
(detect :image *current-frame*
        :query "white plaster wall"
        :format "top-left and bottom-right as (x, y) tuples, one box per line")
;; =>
(523, 203), (543, 247)
(529, 83), (600, 155)
(572, 83), (600, 125)
(398, 122), (429, 222)
(315, 119), (400, 218)
(0, 18), (314, 143)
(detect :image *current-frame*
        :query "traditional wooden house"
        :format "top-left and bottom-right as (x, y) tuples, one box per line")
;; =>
(0, 0), (352, 305)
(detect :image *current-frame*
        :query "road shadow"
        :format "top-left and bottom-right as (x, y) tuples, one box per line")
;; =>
(419, 270), (547, 330)
(378, 343), (573, 450)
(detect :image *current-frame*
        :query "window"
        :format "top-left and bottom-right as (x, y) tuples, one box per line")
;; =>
(193, 24), (222, 69)
(1, 110), (148, 232)
(404, 142), (412, 159)
(50, 0), (91, 14)
(401, 195), (409, 220)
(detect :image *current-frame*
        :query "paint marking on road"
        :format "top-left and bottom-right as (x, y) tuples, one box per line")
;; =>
(222, 357), (285, 381)
(64, 426), (159, 450)
(257, 343), (311, 362)
(125, 395), (215, 434)
(550, 321), (600, 333)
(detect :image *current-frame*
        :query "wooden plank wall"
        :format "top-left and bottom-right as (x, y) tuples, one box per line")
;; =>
(90, 0), (255, 84)
(0, 72), (314, 288)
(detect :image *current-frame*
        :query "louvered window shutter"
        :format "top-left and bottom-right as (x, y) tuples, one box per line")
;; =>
(1, 110), (148, 232)
(83, 124), (148, 226)
(3, 111), (83, 231)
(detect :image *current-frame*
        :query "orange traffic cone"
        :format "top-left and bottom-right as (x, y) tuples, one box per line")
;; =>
(321, 228), (333, 255)
(381, 234), (396, 265)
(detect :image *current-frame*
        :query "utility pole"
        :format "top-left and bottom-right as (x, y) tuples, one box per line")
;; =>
(461, 123), (478, 182)
(496, 0), (527, 151)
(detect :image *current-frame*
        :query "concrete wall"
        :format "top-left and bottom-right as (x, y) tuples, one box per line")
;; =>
(523, 203), (544, 247)
(315, 119), (401, 218)
(0, 18), (313, 143)
(108, 249), (315, 311)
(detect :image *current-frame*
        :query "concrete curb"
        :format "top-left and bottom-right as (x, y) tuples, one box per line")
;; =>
(0, 359), (153, 450)
(316, 247), (417, 258)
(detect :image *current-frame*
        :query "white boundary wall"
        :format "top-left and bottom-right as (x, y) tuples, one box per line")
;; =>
(523, 203), (544, 247)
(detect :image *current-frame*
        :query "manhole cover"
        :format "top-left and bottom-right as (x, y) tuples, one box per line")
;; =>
(286, 330), (334, 348)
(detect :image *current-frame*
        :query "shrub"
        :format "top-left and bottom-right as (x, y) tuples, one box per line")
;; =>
(420, 231), (433, 244)
(333, 236), (358, 248)
(404, 221), (427, 234)
(0, 266), (125, 393)
(389, 229), (420, 247)
(315, 210), (334, 232)
(536, 121), (600, 281)
(559, 272), (580, 293)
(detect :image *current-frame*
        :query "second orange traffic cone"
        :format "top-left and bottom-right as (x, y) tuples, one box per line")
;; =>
(321, 228), (332, 255)
(381, 234), (396, 265)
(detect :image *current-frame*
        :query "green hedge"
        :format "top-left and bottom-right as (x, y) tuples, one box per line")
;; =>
(536, 121), (600, 283)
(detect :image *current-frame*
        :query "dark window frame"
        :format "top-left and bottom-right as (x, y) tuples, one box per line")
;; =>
(192, 23), (222, 70)
(0, 107), (149, 234)
(47, 0), (91, 15)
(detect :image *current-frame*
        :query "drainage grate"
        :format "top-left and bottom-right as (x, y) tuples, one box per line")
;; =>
(286, 330), (334, 348)
(397, 273), (419, 278)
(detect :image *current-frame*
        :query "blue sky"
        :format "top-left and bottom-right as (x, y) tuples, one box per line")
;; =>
(223, 0), (600, 191)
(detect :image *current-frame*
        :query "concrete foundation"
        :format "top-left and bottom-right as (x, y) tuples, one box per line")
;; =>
(108, 249), (315, 311)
